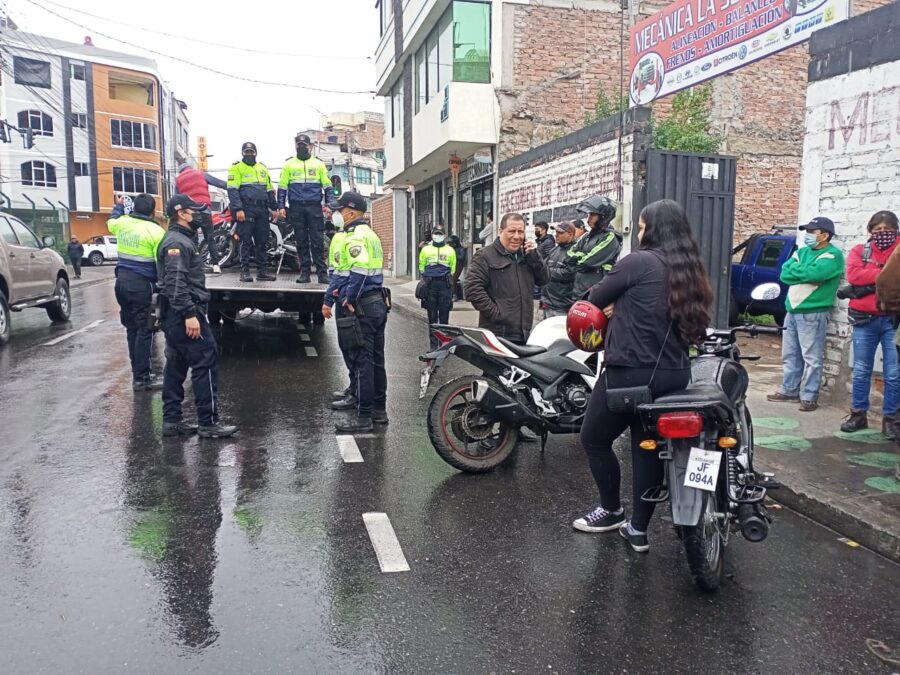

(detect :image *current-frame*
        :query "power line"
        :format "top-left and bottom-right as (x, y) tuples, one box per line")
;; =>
(25, 0), (377, 95)
(34, 0), (373, 61)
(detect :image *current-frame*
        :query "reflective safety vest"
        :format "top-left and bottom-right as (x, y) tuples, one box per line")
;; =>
(343, 224), (384, 276)
(419, 242), (456, 278)
(277, 155), (332, 207)
(107, 213), (166, 280)
(227, 160), (273, 209)
(329, 230), (348, 273)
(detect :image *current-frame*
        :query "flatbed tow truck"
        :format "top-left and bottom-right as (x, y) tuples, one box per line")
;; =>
(205, 267), (327, 326)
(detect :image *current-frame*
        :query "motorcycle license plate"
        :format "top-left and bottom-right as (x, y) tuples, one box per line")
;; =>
(684, 447), (722, 492)
(419, 366), (433, 399)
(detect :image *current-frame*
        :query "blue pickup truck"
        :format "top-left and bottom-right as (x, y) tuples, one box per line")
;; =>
(730, 227), (797, 326)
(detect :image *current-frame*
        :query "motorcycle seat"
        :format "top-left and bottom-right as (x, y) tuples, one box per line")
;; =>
(642, 383), (732, 409)
(497, 336), (546, 357)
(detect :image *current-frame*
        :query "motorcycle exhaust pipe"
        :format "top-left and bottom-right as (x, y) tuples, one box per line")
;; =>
(737, 503), (770, 542)
(472, 379), (490, 403)
(471, 379), (542, 427)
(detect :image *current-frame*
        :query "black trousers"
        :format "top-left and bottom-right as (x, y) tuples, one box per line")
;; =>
(290, 204), (326, 275)
(69, 255), (82, 277)
(162, 312), (220, 426)
(114, 269), (155, 383)
(348, 298), (388, 418)
(579, 366), (691, 532)
(335, 302), (357, 394)
(196, 210), (218, 263)
(238, 205), (270, 274)
(425, 277), (453, 350)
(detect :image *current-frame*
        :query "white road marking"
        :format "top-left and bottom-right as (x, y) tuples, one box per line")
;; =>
(42, 319), (105, 346)
(336, 435), (364, 463)
(363, 513), (410, 573)
(300, 334), (311, 342)
(305, 346), (318, 357)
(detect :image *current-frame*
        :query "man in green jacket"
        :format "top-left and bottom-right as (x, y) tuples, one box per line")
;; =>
(768, 216), (845, 411)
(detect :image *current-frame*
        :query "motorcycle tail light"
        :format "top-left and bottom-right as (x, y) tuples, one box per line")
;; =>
(657, 412), (704, 438)
(433, 329), (453, 346)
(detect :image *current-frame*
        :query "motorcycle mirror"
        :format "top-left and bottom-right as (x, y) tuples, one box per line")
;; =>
(751, 282), (781, 302)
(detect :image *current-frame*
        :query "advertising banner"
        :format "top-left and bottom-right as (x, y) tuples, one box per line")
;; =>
(629, 0), (849, 106)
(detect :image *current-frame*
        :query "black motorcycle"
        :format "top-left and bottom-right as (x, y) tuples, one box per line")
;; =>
(419, 324), (599, 473)
(636, 308), (782, 591)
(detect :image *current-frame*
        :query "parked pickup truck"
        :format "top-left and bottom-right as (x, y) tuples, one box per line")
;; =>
(730, 227), (796, 326)
(82, 235), (118, 266)
(205, 267), (327, 332)
(0, 212), (72, 344)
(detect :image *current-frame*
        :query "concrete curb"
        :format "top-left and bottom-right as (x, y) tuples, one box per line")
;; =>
(767, 481), (900, 563)
(71, 277), (113, 291)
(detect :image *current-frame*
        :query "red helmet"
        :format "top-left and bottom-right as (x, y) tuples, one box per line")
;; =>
(566, 300), (608, 352)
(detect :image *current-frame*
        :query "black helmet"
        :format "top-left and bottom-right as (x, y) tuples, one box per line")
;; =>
(576, 195), (617, 227)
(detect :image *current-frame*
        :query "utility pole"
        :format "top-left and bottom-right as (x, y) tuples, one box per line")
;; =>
(346, 129), (356, 191)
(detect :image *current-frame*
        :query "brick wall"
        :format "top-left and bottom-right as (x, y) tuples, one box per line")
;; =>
(799, 34), (900, 401)
(371, 192), (395, 272)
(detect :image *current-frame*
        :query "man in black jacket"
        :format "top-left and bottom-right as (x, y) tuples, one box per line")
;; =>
(541, 221), (578, 318)
(157, 194), (237, 439)
(535, 221), (555, 259)
(465, 213), (549, 344)
(568, 195), (622, 300)
(67, 236), (84, 279)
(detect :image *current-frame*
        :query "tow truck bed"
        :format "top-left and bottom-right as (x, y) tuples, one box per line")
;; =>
(206, 268), (327, 325)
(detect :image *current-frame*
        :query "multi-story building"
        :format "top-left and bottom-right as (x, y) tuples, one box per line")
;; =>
(295, 111), (386, 200)
(162, 93), (191, 196)
(0, 29), (186, 241)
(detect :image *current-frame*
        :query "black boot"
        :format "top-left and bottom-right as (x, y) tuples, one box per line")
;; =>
(162, 421), (199, 437)
(240, 269), (254, 283)
(317, 273), (329, 285)
(335, 417), (374, 434)
(840, 410), (868, 433)
(372, 410), (389, 425)
(297, 270), (312, 284)
(257, 270), (277, 281)
(883, 414), (898, 441)
(198, 423), (238, 438)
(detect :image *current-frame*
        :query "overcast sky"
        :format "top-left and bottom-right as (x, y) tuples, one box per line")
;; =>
(6, 0), (382, 178)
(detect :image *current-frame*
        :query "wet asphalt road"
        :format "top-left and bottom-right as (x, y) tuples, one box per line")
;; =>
(1, 280), (898, 674)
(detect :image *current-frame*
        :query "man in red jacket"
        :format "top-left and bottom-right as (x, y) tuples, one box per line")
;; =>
(840, 210), (900, 438)
(176, 163), (228, 273)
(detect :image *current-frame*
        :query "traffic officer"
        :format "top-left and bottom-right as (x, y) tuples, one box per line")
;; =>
(324, 191), (388, 434)
(108, 192), (166, 391)
(322, 211), (357, 410)
(419, 226), (457, 349)
(567, 195), (622, 300)
(277, 133), (334, 284)
(227, 142), (277, 283)
(157, 194), (238, 438)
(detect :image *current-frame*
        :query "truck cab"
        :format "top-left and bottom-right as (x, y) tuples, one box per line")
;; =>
(730, 227), (796, 325)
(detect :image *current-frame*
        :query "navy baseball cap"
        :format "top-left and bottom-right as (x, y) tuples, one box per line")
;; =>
(295, 133), (312, 144)
(800, 216), (835, 235)
(166, 193), (205, 218)
(241, 141), (257, 153)
(327, 190), (367, 212)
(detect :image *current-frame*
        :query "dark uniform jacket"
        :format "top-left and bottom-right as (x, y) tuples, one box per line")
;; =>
(157, 224), (210, 319)
(67, 242), (84, 260)
(567, 226), (622, 301)
(465, 239), (550, 344)
(537, 234), (555, 259)
(541, 241), (576, 310)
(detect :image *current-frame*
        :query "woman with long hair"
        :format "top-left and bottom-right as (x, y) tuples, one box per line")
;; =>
(572, 199), (714, 552)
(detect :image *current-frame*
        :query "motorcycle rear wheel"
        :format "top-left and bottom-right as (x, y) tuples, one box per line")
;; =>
(680, 490), (726, 592)
(427, 375), (519, 473)
(213, 230), (237, 268)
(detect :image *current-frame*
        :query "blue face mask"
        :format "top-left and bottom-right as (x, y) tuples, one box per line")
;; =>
(803, 233), (819, 247)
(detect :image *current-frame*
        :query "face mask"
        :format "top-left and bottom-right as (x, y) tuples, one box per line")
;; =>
(872, 230), (898, 251)
(432, 235), (445, 245)
(803, 233), (819, 247)
(296, 146), (310, 160)
(331, 211), (345, 229)
(243, 154), (257, 166)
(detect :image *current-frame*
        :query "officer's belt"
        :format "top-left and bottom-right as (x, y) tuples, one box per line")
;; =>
(242, 199), (269, 207)
(290, 201), (322, 206)
(357, 290), (384, 306)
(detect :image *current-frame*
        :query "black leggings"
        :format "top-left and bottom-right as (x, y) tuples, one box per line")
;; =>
(579, 366), (691, 531)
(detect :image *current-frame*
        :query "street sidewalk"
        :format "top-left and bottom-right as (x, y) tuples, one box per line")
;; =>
(69, 263), (115, 290)
(385, 277), (900, 562)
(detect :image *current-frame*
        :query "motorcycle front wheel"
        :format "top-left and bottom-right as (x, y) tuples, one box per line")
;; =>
(427, 375), (519, 473)
(680, 489), (726, 592)
(213, 230), (237, 268)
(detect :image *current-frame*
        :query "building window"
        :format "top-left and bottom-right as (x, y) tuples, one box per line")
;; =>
(355, 167), (373, 184)
(390, 80), (403, 138)
(377, 171), (384, 186)
(377, 0), (394, 36)
(71, 113), (87, 129)
(70, 63), (86, 81)
(113, 167), (159, 195)
(21, 161), (57, 187)
(453, 1), (492, 83)
(108, 74), (155, 106)
(17, 110), (53, 137)
(415, 45), (426, 114)
(426, 29), (439, 101)
(14, 57), (51, 88)
(74, 162), (89, 177)
(111, 119), (157, 150)
(333, 165), (350, 183)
